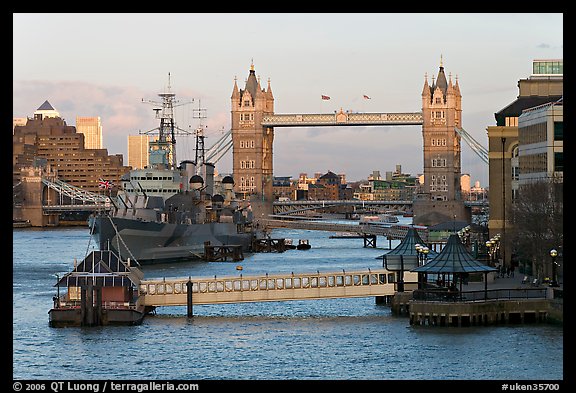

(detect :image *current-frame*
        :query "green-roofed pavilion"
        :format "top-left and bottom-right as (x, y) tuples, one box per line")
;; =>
(412, 234), (497, 296)
(383, 227), (439, 291)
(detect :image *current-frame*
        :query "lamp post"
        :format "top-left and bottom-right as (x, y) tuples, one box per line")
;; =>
(549, 249), (558, 287)
(486, 240), (494, 267)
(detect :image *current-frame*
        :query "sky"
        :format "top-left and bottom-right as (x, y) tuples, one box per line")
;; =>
(13, 13), (564, 187)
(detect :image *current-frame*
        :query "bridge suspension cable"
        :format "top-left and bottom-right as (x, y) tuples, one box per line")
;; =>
(205, 129), (233, 164)
(455, 127), (489, 164)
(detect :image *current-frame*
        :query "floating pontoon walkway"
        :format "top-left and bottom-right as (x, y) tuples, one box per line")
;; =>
(140, 269), (418, 313)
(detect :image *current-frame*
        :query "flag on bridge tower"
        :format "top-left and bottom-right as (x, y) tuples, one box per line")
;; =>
(321, 95), (331, 100)
(363, 95), (371, 100)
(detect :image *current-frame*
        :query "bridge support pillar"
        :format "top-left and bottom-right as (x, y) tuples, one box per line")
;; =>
(186, 279), (193, 318)
(363, 235), (377, 248)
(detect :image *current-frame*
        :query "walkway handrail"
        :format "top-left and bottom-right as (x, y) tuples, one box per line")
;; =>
(412, 288), (548, 302)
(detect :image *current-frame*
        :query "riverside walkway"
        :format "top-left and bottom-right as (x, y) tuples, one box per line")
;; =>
(408, 274), (562, 326)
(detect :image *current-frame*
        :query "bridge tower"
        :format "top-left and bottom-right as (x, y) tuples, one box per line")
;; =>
(413, 57), (471, 226)
(17, 165), (60, 226)
(231, 62), (275, 215)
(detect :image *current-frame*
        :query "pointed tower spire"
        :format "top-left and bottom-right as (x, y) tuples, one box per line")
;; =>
(422, 72), (431, 97)
(454, 74), (461, 96)
(435, 56), (448, 96)
(231, 76), (240, 100)
(266, 77), (274, 97)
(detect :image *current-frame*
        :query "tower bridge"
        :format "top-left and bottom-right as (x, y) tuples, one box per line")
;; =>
(232, 58), (472, 226)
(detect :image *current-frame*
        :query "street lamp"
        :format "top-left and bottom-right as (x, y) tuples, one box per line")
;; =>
(422, 246), (429, 264)
(486, 240), (494, 266)
(415, 244), (422, 265)
(549, 249), (558, 287)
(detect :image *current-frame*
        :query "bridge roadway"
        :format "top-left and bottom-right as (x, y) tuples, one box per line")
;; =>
(258, 218), (429, 242)
(140, 269), (419, 308)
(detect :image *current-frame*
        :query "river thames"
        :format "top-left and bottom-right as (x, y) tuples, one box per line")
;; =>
(13, 221), (563, 383)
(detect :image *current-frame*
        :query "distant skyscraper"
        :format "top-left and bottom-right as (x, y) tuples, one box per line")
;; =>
(76, 117), (103, 149)
(128, 135), (151, 169)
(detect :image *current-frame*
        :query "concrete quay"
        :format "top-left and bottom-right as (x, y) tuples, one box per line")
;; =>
(392, 274), (563, 327)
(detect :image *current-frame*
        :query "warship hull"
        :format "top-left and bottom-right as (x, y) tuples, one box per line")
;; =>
(90, 214), (256, 265)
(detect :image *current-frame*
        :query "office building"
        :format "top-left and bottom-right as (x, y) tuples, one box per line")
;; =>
(128, 135), (151, 169)
(76, 116), (103, 149)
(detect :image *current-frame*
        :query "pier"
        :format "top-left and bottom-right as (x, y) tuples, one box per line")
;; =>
(139, 269), (419, 316)
(259, 218), (428, 245)
(203, 243), (244, 262)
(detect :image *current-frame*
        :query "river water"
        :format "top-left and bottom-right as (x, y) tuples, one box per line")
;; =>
(12, 220), (563, 382)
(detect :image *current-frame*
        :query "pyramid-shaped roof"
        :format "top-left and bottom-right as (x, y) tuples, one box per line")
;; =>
(387, 227), (439, 257)
(37, 100), (55, 111)
(411, 234), (497, 274)
(55, 250), (143, 288)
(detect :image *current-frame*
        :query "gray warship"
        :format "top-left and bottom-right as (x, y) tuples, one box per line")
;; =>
(89, 76), (262, 265)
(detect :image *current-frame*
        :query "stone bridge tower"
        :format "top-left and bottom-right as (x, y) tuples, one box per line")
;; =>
(231, 63), (275, 214)
(413, 58), (471, 226)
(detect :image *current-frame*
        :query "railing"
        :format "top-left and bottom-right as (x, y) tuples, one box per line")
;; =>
(412, 288), (548, 302)
(139, 269), (421, 306)
(53, 294), (138, 310)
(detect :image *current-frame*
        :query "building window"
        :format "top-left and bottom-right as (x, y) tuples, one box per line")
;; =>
(554, 152), (563, 172)
(505, 117), (518, 127)
(243, 100), (251, 107)
(435, 97), (442, 104)
(432, 158), (446, 167)
(554, 122), (563, 141)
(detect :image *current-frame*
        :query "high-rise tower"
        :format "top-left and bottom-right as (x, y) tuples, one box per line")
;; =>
(413, 58), (470, 226)
(76, 116), (103, 149)
(231, 63), (275, 204)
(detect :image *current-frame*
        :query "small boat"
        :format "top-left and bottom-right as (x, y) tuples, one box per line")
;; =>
(296, 239), (311, 250)
(359, 214), (399, 228)
(48, 250), (153, 327)
(284, 239), (297, 250)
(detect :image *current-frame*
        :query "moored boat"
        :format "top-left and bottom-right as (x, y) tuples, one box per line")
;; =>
(48, 250), (153, 327)
(297, 239), (311, 250)
(359, 213), (399, 228)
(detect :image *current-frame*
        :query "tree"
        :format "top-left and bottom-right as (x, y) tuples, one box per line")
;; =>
(509, 178), (563, 279)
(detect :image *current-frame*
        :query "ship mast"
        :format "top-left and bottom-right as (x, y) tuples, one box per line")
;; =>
(140, 73), (193, 169)
(192, 99), (207, 169)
